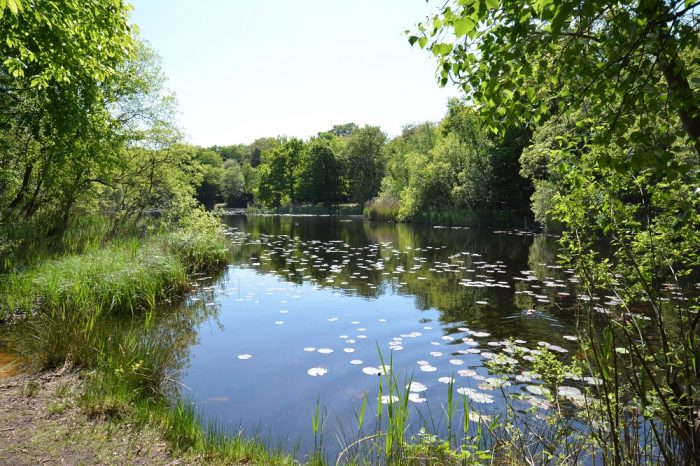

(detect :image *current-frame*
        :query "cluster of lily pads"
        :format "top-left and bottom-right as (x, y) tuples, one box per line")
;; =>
(216, 224), (604, 427)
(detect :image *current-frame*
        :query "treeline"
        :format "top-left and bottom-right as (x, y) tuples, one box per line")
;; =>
(196, 99), (534, 220)
(192, 123), (385, 209)
(0, 2), (220, 264)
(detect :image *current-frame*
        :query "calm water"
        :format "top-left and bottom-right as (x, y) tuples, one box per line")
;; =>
(177, 214), (589, 457)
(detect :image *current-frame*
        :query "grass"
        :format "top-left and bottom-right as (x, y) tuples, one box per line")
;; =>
(2, 240), (187, 319)
(0, 211), (295, 465)
(326, 351), (495, 466)
(363, 198), (401, 222)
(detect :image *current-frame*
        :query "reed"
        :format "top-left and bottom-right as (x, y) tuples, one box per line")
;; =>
(330, 350), (495, 465)
(363, 198), (400, 222)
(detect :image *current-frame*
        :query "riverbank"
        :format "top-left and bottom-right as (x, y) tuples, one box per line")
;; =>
(0, 368), (184, 465)
(236, 201), (537, 230)
(0, 211), (294, 465)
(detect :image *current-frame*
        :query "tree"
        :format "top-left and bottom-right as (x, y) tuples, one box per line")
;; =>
(295, 139), (342, 206)
(194, 149), (223, 209)
(254, 138), (303, 208)
(249, 137), (278, 168)
(340, 126), (386, 205)
(411, 0), (700, 173)
(0, 0), (134, 88)
(412, 1), (700, 462)
(0, 31), (175, 247)
(319, 123), (358, 138)
(221, 160), (246, 206)
(211, 144), (250, 165)
(380, 123), (438, 201)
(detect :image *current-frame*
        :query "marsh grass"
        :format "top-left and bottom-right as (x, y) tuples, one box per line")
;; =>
(333, 352), (495, 466)
(363, 198), (400, 222)
(2, 240), (186, 319)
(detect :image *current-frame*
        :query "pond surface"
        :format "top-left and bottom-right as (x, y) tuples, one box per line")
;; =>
(177, 214), (591, 458)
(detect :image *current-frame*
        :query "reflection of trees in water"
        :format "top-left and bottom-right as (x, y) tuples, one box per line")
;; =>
(149, 278), (224, 397)
(221, 215), (582, 340)
(527, 235), (560, 281)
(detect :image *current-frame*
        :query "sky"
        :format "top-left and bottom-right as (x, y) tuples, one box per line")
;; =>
(129, 0), (460, 147)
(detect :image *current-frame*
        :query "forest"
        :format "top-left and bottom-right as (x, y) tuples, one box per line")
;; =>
(192, 102), (533, 225)
(1, 0), (699, 465)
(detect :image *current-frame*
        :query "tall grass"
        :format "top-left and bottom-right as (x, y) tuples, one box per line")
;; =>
(332, 352), (495, 466)
(0, 212), (293, 464)
(363, 198), (401, 222)
(2, 240), (185, 320)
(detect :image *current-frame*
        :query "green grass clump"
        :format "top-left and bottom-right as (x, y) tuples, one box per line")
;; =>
(2, 240), (187, 320)
(161, 401), (294, 465)
(166, 208), (230, 273)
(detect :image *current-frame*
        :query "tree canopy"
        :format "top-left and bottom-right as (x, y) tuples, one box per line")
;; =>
(411, 1), (700, 462)
(411, 0), (700, 173)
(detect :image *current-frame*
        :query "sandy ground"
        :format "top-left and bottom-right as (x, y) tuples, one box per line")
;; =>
(0, 366), (187, 466)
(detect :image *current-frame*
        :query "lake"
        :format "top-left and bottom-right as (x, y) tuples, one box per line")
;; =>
(176, 214), (591, 459)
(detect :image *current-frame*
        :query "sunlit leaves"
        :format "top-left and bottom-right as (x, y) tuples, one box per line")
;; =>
(0, 0), (134, 88)
(453, 16), (475, 37)
(0, 0), (22, 16)
(409, 0), (700, 168)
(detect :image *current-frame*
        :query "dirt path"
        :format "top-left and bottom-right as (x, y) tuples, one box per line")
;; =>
(0, 368), (190, 466)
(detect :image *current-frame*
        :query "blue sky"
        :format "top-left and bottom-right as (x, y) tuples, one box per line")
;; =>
(130, 1), (459, 146)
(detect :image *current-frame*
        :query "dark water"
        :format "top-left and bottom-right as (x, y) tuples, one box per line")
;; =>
(177, 215), (591, 457)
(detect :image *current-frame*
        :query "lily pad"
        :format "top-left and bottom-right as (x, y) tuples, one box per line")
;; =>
(307, 367), (328, 377)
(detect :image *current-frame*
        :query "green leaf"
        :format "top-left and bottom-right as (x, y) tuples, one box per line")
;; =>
(7, 0), (19, 14)
(417, 36), (428, 49)
(453, 17), (475, 37)
(485, 0), (498, 9)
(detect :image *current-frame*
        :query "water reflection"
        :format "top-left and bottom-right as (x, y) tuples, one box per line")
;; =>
(178, 215), (588, 458)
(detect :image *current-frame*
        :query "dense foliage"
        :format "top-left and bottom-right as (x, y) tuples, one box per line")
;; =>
(0, 3), (214, 264)
(413, 0), (700, 463)
(199, 100), (532, 221)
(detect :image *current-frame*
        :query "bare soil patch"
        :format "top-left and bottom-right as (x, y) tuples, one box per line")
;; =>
(0, 367), (192, 466)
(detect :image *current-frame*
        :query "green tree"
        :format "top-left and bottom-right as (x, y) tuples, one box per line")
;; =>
(221, 160), (246, 207)
(411, 0), (700, 170)
(380, 123), (438, 201)
(254, 138), (303, 208)
(340, 126), (386, 205)
(0, 36), (176, 247)
(295, 139), (342, 206)
(0, 0), (134, 88)
(319, 123), (358, 138)
(249, 137), (279, 168)
(211, 144), (250, 165)
(194, 149), (224, 210)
